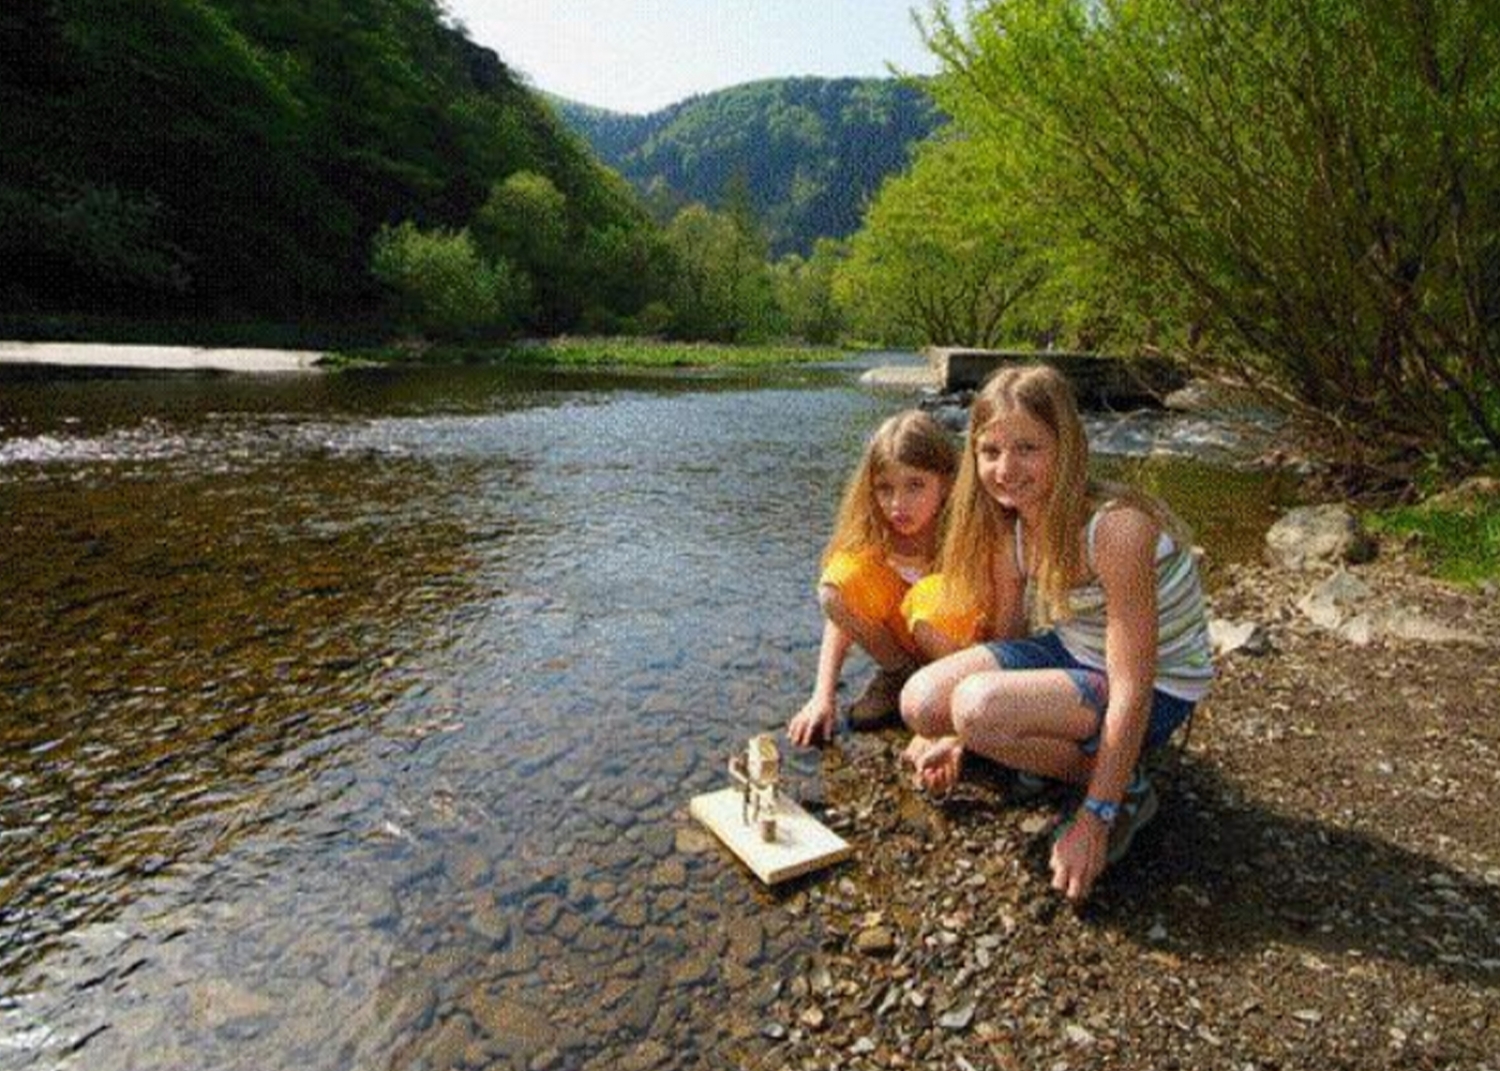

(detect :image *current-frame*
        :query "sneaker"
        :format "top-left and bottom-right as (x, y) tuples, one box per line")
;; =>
(1105, 776), (1159, 865)
(1009, 770), (1050, 802)
(846, 667), (909, 729)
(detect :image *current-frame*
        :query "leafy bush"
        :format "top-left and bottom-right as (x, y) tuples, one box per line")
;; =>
(922, 0), (1500, 476)
(370, 222), (527, 340)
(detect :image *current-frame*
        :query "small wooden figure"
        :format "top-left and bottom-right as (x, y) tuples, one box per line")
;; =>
(728, 733), (781, 842)
(690, 733), (853, 885)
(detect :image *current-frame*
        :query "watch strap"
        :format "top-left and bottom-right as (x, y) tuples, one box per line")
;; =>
(1083, 796), (1121, 826)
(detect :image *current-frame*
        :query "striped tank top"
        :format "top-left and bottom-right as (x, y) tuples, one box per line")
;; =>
(1016, 507), (1214, 701)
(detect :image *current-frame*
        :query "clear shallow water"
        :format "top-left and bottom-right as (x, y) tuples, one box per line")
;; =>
(0, 359), (1288, 1069)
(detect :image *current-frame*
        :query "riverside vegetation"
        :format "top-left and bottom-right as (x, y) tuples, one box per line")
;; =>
(6, 1), (1498, 490)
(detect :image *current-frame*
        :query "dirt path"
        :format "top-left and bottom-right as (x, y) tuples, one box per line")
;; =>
(736, 557), (1500, 1070)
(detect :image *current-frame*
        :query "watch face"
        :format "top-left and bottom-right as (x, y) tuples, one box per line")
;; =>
(1085, 798), (1120, 824)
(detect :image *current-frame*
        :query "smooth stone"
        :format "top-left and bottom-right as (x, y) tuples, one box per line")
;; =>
(467, 994), (558, 1057)
(675, 826), (714, 854)
(1266, 505), (1375, 570)
(726, 918), (766, 965)
(854, 926), (898, 956)
(939, 1003), (976, 1031)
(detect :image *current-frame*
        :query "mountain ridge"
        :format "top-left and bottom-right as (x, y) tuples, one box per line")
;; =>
(550, 76), (945, 256)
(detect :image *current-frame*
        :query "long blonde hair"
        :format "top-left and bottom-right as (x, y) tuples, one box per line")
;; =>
(941, 364), (1188, 626)
(823, 410), (959, 566)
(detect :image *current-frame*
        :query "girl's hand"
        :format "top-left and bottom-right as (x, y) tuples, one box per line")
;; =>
(1050, 809), (1109, 903)
(788, 696), (836, 748)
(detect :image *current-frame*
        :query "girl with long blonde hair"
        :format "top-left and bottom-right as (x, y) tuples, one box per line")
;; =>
(899, 365), (1214, 902)
(787, 410), (975, 747)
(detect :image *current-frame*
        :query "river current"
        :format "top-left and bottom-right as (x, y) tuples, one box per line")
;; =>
(0, 357), (1284, 1069)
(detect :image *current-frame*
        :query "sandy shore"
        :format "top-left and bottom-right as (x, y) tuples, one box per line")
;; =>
(0, 341), (327, 374)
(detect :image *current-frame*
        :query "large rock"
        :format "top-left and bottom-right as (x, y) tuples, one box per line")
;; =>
(1296, 569), (1485, 646)
(1265, 505), (1376, 571)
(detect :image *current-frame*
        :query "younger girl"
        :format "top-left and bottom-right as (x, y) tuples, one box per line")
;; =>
(787, 410), (976, 747)
(899, 365), (1214, 902)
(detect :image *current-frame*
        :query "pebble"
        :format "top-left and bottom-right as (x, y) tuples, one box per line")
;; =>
(528, 1048), (563, 1071)
(938, 1003), (976, 1031)
(1064, 1023), (1095, 1046)
(854, 926), (897, 956)
(674, 826), (713, 854)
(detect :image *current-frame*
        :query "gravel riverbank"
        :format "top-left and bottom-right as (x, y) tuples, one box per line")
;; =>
(721, 556), (1500, 1070)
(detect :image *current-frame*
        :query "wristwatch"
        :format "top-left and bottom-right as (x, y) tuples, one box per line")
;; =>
(1083, 796), (1121, 826)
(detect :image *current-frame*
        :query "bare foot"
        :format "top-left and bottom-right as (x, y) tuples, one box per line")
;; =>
(901, 734), (964, 795)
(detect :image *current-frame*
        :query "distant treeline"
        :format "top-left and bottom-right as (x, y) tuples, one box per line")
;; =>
(553, 78), (944, 257)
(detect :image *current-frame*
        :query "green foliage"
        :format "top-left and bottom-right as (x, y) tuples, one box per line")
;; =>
(370, 222), (526, 339)
(554, 78), (944, 256)
(834, 134), (1048, 348)
(772, 239), (848, 345)
(507, 337), (842, 369)
(2, 0), (666, 332)
(474, 172), (568, 269)
(664, 204), (782, 342)
(921, 0), (1500, 474)
(1367, 485), (1500, 585)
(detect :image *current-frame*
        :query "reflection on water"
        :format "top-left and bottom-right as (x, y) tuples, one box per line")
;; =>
(0, 361), (1288, 1069)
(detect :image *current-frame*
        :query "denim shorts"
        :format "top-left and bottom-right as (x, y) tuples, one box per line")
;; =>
(982, 630), (1195, 753)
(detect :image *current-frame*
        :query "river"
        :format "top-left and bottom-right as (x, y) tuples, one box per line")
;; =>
(0, 356), (1287, 1069)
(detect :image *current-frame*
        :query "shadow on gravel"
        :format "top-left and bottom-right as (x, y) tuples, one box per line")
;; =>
(1057, 752), (1500, 989)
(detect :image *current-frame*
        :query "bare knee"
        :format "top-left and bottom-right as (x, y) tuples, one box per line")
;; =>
(951, 675), (1011, 745)
(899, 666), (949, 737)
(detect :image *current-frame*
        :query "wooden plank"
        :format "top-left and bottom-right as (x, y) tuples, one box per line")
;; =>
(689, 787), (853, 885)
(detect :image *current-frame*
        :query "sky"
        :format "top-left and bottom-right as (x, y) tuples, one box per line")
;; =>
(440, 0), (960, 115)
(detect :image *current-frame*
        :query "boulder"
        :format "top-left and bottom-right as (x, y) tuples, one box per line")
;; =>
(1265, 505), (1376, 571)
(1296, 569), (1485, 646)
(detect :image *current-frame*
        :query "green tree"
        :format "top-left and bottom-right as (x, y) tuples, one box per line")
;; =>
(773, 238), (847, 344)
(924, 0), (1500, 473)
(664, 204), (780, 341)
(834, 134), (1047, 348)
(371, 222), (527, 339)
(1, 0), (668, 331)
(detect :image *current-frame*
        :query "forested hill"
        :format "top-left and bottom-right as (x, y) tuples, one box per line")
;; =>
(553, 78), (944, 256)
(0, 0), (648, 323)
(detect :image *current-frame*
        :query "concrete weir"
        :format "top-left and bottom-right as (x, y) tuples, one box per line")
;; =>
(925, 347), (1186, 407)
(0, 341), (327, 375)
